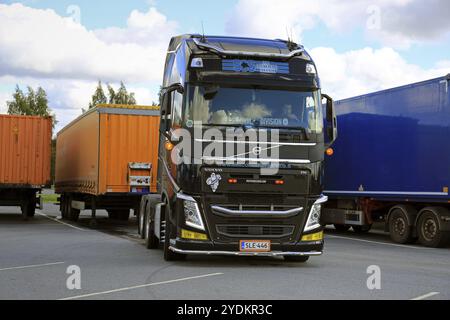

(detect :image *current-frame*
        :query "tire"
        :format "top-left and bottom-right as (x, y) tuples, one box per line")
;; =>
(389, 208), (415, 244)
(417, 210), (450, 248)
(285, 256), (309, 263)
(61, 195), (80, 221)
(26, 197), (36, 217)
(145, 202), (159, 249)
(21, 200), (31, 221)
(26, 193), (37, 218)
(67, 196), (80, 222)
(352, 225), (372, 233)
(334, 224), (350, 232)
(138, 198), (147, 239)
(163, 204), (186, 261)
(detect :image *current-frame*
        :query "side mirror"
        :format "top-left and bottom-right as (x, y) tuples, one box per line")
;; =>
(160, 83), (185, 135)
(322, 93), (337, 147)
(164, 83), (184, 95)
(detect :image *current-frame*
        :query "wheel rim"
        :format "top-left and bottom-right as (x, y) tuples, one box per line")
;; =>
(393, 216), (406, 236)
(422, 218), (437, 241)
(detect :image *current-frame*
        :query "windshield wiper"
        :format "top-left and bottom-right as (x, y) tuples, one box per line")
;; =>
(201, 123), (241, 128)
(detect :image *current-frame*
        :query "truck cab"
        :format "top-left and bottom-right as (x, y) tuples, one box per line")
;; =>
(140, 34), (337, 262)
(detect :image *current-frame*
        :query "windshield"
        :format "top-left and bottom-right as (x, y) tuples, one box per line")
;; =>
(185, 85), (323, 132)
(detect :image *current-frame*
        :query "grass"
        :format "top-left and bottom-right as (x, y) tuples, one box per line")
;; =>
(40, 193), (59, 203)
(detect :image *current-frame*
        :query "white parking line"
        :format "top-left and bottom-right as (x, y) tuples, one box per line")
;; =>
(411, 292), (440, 300)
(0, 261), (65, 272)
(326, 234), (429, 250)
(36, 211), (85, 231)
(60, 272), (224, 300)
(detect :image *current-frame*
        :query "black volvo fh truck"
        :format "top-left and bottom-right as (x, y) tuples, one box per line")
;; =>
(138, 34), (337, 262)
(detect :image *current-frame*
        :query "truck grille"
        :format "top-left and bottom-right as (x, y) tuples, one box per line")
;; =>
(216, 225), (295, 238)
(210, 204), (303, 218)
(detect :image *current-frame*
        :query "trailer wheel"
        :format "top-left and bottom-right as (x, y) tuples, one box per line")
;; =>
(20, 193), (37, 220)
(26, 197), (36, 218)
(417, 209), (450, 248)
(352, 225), (372, 233)
(67, 196), (80, 222)
(388, 208), (415, 244)
(144, 203), (159, 249)
(138, 198), (147, 239)
(284, 256), (309, 263)
(334, 224), (350, 232)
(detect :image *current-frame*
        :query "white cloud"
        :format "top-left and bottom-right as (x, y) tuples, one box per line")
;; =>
(226, 0), (450, 48)
(0, 3), (173, 132)
(0, 92), (10, 114)
(0, 3), (176, 82)
(224, 0), (450, 98)
(311, 47), (450, 99)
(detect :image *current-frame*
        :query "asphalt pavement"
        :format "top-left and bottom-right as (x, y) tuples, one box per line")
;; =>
(0, 203), (449, 300)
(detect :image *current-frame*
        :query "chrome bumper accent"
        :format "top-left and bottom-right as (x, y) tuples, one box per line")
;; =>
(169, 246), (322, 257)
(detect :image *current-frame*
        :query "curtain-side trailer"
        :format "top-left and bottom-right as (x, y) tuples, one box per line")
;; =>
(55, 104), (160, 222)
(322, 75), (450, 248)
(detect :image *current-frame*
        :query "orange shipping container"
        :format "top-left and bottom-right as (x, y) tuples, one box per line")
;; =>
(55, 105), (160, 196)
(0, 114), (52, 187)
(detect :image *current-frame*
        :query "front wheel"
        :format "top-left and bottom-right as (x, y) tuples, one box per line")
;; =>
(284, 256), (309, 263)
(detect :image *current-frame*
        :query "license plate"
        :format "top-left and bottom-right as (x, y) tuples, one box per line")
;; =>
(239, 240), (271, 252)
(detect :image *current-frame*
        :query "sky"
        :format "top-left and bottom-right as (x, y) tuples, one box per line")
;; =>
(1, 0), (450, 133)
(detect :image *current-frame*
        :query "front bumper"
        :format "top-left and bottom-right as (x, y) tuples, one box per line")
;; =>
(169, 238), (324, 257)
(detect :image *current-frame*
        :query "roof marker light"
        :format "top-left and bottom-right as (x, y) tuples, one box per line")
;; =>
(191, 58), (204, 68)
(306, 63), (316, 74)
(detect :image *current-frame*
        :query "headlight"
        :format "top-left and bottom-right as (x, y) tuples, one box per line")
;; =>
(177, 193), (205, 231)
(304, 195), (328, 232)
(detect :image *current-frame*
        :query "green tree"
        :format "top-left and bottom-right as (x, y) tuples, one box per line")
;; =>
(88, 81), (137, 109)
(107, 81), (136, 105)
(88, 81), (107, 109)
(7, 85), (57, 128)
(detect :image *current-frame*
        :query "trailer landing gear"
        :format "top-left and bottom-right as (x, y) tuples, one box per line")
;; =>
(90, 198), (97, 227)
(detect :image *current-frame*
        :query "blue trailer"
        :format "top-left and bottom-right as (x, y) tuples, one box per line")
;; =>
(322, 75), (450, 247)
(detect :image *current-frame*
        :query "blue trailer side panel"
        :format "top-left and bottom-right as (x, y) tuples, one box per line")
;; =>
(324, 75), (450, 202)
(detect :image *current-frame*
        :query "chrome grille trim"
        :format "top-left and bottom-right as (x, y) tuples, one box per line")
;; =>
(211, 205), (303, 218)
(216, 225), (295, 238)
